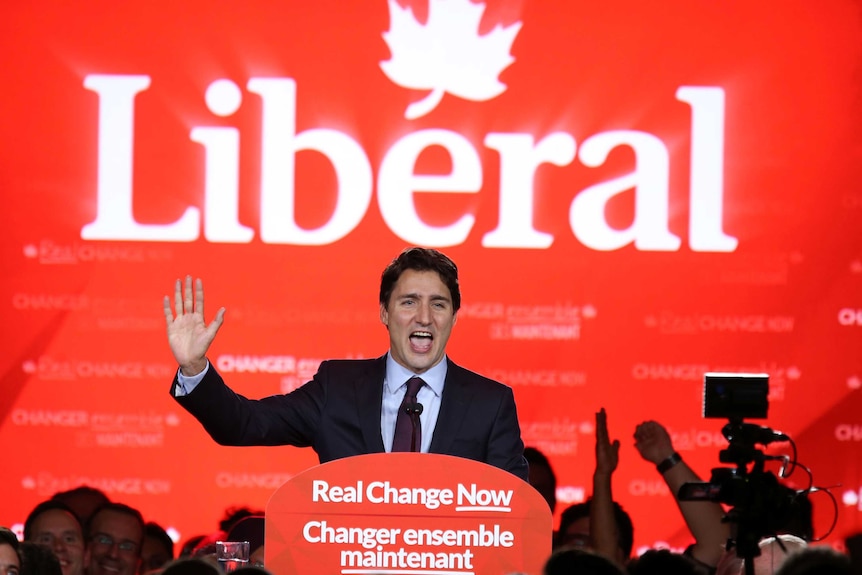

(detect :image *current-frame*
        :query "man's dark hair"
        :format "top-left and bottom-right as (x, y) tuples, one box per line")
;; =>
(557, 498), (635, 559)
(24, 500), (83, 541)
(218, 506), (264, 533)
(524, 446), (557, 513)
(51, 485), (109, 501)
(543, 547), (625, 575)
(144, 521), (175, 561)
(161, 558), (221, 575)
(774, 546), (852, 575)
(780, 492), (814, 542)
(0, 526), (19, 550)
(18, 541), (63, 575)
(50, 485), (111, 525)
(627, 549), (700, 575)
(178, 535), (207, 558)
(85, 502), (145, 549)
(379, 247), (461, 312)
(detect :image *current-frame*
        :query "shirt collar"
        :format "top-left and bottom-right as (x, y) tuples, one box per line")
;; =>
(384, 352), (447, 398)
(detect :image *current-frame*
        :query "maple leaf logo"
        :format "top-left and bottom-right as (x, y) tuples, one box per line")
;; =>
(380, 0), (522, 119)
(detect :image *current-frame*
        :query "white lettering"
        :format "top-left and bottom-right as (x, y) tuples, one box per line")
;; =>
(82, 75), (199, 241)
(571, 130), (681, 251)
(11, 410), (89, 427)
(482, 132), (575, 248)
(836, 425), (862, 441)
(677, 86), (738, 251)
(456, 483), (513, 507)
(311, 480), (363, 503)
(216, 355), (296, 374)
(190, 79), (253, 243)
(248, 78), (373, 245)
(378, 129), (481, 246)
(629, 479), (670, 496)
(838, 308), (862, 326)
(80, 75), (733, 252)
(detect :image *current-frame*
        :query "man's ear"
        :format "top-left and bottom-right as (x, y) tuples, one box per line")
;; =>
(379, 303), (389, 327)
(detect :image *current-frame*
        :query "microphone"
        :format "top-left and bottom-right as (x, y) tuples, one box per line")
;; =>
(404, 402), (424, 416)
(404, 402), (423, 452)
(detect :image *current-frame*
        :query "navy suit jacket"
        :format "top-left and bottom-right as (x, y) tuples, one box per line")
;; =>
(172, 355), (529, 480)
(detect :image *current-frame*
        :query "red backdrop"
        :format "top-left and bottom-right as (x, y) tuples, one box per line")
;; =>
(2, 0), (861, 556)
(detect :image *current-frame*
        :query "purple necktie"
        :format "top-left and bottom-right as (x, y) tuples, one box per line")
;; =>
(392, 376), (424, 452)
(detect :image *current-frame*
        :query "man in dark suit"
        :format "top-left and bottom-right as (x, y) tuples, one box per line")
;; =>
(163, 247), (528, 480)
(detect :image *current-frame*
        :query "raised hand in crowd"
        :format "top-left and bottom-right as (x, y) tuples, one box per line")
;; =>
(634, 420), (730, 569)
(163, 276), (225, 376)
(590, 408), (625, 567)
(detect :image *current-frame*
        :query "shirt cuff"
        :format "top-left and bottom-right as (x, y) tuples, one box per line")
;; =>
(174, 361), (210, 397)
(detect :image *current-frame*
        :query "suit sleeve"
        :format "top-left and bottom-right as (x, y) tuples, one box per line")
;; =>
(171, 361), (325, 447)
(487, 386), (529, 481)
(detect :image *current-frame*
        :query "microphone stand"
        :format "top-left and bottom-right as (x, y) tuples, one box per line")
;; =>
(405, 402), (424, 452)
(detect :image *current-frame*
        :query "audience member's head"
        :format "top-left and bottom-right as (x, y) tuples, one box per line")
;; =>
(51, 487), (110, 526)
(844, 532), (862, 575)
(556, 498), (634, 564)
(0, 527), (21, 575)
(84, 503), (145, 575)
(717, 534), (808, 575)
(524, 447), (557, 514)
(773, 546), (852, 575)
(179, 506), (266, 564)
(18, 541), (63, 575)
(780, 493), (814, 542)
(225, 517), (264, 568)
(23, 500), (85, 575)
(177, 536), (206, 559)
(543, 546), (625, 575)
(159, 558), (220, 575)
(139, 523), (173, 574)
(231, 568), (271, 575)
(217, 507), (263, 537)
(627, 548), (701, 575)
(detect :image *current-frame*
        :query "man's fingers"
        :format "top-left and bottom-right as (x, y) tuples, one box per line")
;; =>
(194, 278), (205, 316)
(173, 279), (183, 315)
(183, 275), (195, 312)
(211, 307), (226, 330)
(596, 408), (611, 445)
(162, 295), (174, 324)
(203, 307), (226, 341)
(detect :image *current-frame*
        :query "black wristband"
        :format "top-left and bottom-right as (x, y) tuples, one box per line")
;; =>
(656, 452), (682, 474)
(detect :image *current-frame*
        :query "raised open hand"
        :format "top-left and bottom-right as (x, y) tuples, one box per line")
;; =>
(595, 407), (620, 477)
(162, 276), (225, 376)
(633, 420), (675, 465)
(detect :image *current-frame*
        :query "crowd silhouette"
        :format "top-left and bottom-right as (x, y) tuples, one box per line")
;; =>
(3, 413), (860, 575)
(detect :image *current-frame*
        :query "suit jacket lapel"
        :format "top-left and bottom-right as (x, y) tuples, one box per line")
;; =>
(357, 355), (387, 454)
(429, 359), (472, 454)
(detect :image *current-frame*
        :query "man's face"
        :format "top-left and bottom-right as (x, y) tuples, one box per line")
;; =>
(380, 269), (456, 375)
(527, 464), (556, 513)
(559, 516), (626, 565)
(558, 516), (590, 549)
(138, 535), (171, 575)
(0, 543), (19, 575)
(30, 509), (85, 575)
(84, 510), (142, 575)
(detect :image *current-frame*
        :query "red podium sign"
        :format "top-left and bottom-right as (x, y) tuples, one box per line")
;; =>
(265, 453), (552, 575)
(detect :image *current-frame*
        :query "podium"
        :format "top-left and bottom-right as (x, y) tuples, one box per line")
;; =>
(264, 453), (553, 574)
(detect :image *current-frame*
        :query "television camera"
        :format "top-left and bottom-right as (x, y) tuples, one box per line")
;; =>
(678, 373), (814, 575)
